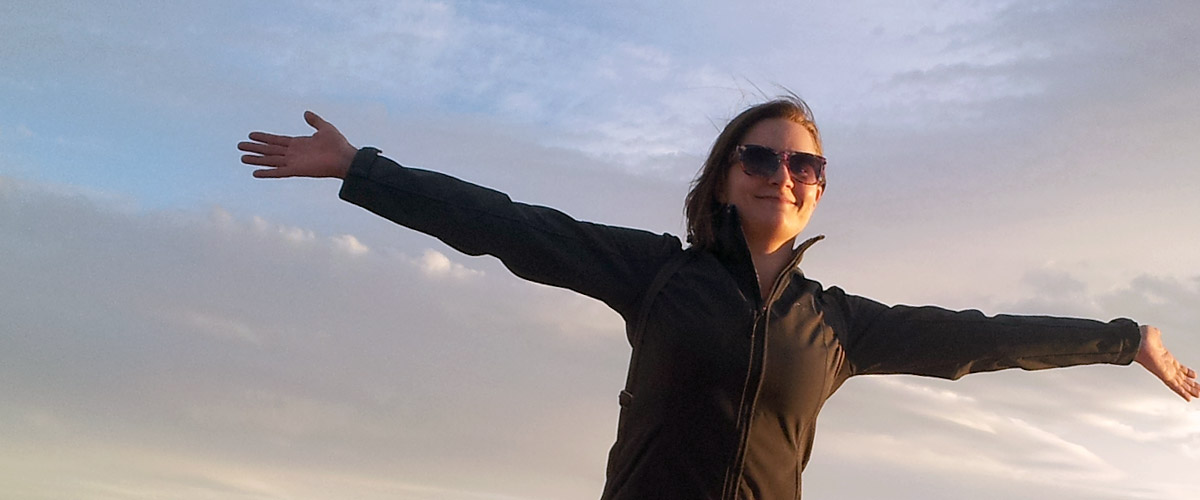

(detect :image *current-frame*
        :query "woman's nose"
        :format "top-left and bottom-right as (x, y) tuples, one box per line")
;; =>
(768, 159), (794, 187)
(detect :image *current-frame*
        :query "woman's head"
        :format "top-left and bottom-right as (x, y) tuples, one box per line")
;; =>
(685, 96), (825, 250)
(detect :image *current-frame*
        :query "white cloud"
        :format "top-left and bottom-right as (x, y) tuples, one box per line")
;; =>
(331, 233), (370, 256)
(407, 248), (483, 280)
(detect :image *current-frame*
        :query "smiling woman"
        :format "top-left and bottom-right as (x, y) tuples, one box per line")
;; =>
(238, 97), (1198, 500)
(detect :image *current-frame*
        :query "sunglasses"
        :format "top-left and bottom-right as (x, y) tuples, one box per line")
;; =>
(734, 144), (826, 186)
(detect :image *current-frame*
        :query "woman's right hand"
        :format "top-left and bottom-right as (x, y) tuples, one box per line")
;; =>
(238, 111), (358, 179)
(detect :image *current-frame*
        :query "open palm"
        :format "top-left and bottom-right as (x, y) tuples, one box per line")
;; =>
(238, 111), (358, 179)
(1137, 325), (1200, 401)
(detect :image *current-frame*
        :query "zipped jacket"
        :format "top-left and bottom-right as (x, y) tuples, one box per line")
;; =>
(339, 147), (1142, 500)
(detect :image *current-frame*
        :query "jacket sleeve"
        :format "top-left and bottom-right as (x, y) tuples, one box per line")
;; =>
(337, 148), (681, 317)
(824, 286), (1142, 380)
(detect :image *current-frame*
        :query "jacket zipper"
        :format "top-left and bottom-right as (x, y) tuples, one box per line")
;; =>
(723, 305), (769, 500)
(722, 235), (824, 499)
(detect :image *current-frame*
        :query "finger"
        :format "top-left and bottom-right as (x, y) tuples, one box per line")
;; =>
(1170, 374), (1199, 401)
(1167, 380), (1189, 401)
(241, 154), (285, 167)
(247, 131), (294, 146)
(252, 168), (292, 178)
(304, 110), (328, 130)
(237, 141), (286, 156)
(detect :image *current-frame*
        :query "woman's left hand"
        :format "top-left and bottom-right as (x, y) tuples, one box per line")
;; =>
(1135, 325), (1199, 401)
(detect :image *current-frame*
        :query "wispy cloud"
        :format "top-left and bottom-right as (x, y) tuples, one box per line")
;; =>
(834, 377), (1122, 479)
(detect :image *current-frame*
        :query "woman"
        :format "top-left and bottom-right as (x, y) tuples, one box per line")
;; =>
(239, 97), (1197, 499)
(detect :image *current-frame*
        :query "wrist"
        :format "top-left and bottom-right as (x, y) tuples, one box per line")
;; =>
(333, 143), (359, 179)
(1134, 325), (1157, 366)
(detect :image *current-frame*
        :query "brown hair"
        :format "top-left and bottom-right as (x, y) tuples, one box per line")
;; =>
(684, 96), (824, 250)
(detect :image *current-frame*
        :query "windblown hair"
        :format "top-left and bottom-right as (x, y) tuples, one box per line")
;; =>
(684, 96), (824, 250)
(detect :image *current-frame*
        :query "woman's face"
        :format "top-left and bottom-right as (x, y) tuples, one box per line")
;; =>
(721, 118), (824, 251)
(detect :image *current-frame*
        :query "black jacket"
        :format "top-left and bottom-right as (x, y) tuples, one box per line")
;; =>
(339, 147), (1142, 500)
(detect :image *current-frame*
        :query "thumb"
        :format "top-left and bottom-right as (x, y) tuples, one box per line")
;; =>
(304, 110), (329, 131)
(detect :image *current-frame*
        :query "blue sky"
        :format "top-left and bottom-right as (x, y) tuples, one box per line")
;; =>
(2, 1), (1199, 499)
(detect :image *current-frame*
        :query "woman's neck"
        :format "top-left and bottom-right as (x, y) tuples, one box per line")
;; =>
(745, 236), (796, 300)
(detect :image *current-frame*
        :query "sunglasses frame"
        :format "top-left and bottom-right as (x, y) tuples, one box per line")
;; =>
(734, 144), (826, 186)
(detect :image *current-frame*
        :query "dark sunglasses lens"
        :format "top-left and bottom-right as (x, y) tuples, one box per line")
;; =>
(739, 146), (780, 177)
(786, 155), (823, 184)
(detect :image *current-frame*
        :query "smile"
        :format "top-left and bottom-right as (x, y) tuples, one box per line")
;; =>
(755, 195), (797, 205)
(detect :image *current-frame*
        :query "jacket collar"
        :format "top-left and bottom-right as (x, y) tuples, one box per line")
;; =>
(711, 205), (824, 304)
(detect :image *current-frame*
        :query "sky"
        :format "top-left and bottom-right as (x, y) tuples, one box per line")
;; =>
(1, 0), (1198, 499)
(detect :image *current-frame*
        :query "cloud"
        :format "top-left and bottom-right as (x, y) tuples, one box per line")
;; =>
(0, 176), (631, 499)
(172, 308), (265, 345)
(1005, 268), (1200, 360)
(406, 248), (483, 280)
(811, 370), (1196, 500)
(1077, 403), (1200, 446)
(331, 233), (370, 256)
(837, 378), (1121, 479)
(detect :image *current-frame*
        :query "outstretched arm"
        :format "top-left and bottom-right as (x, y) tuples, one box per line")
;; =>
(238, 111), (681, 318)
(1135, 325), (1199, 401)
(832, 287), (1197, 401)
(238, 111), (357, 179)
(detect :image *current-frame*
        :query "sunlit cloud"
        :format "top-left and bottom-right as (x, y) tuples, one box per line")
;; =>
(331, 233), (370, 256)
(406, 248), (484, 280)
